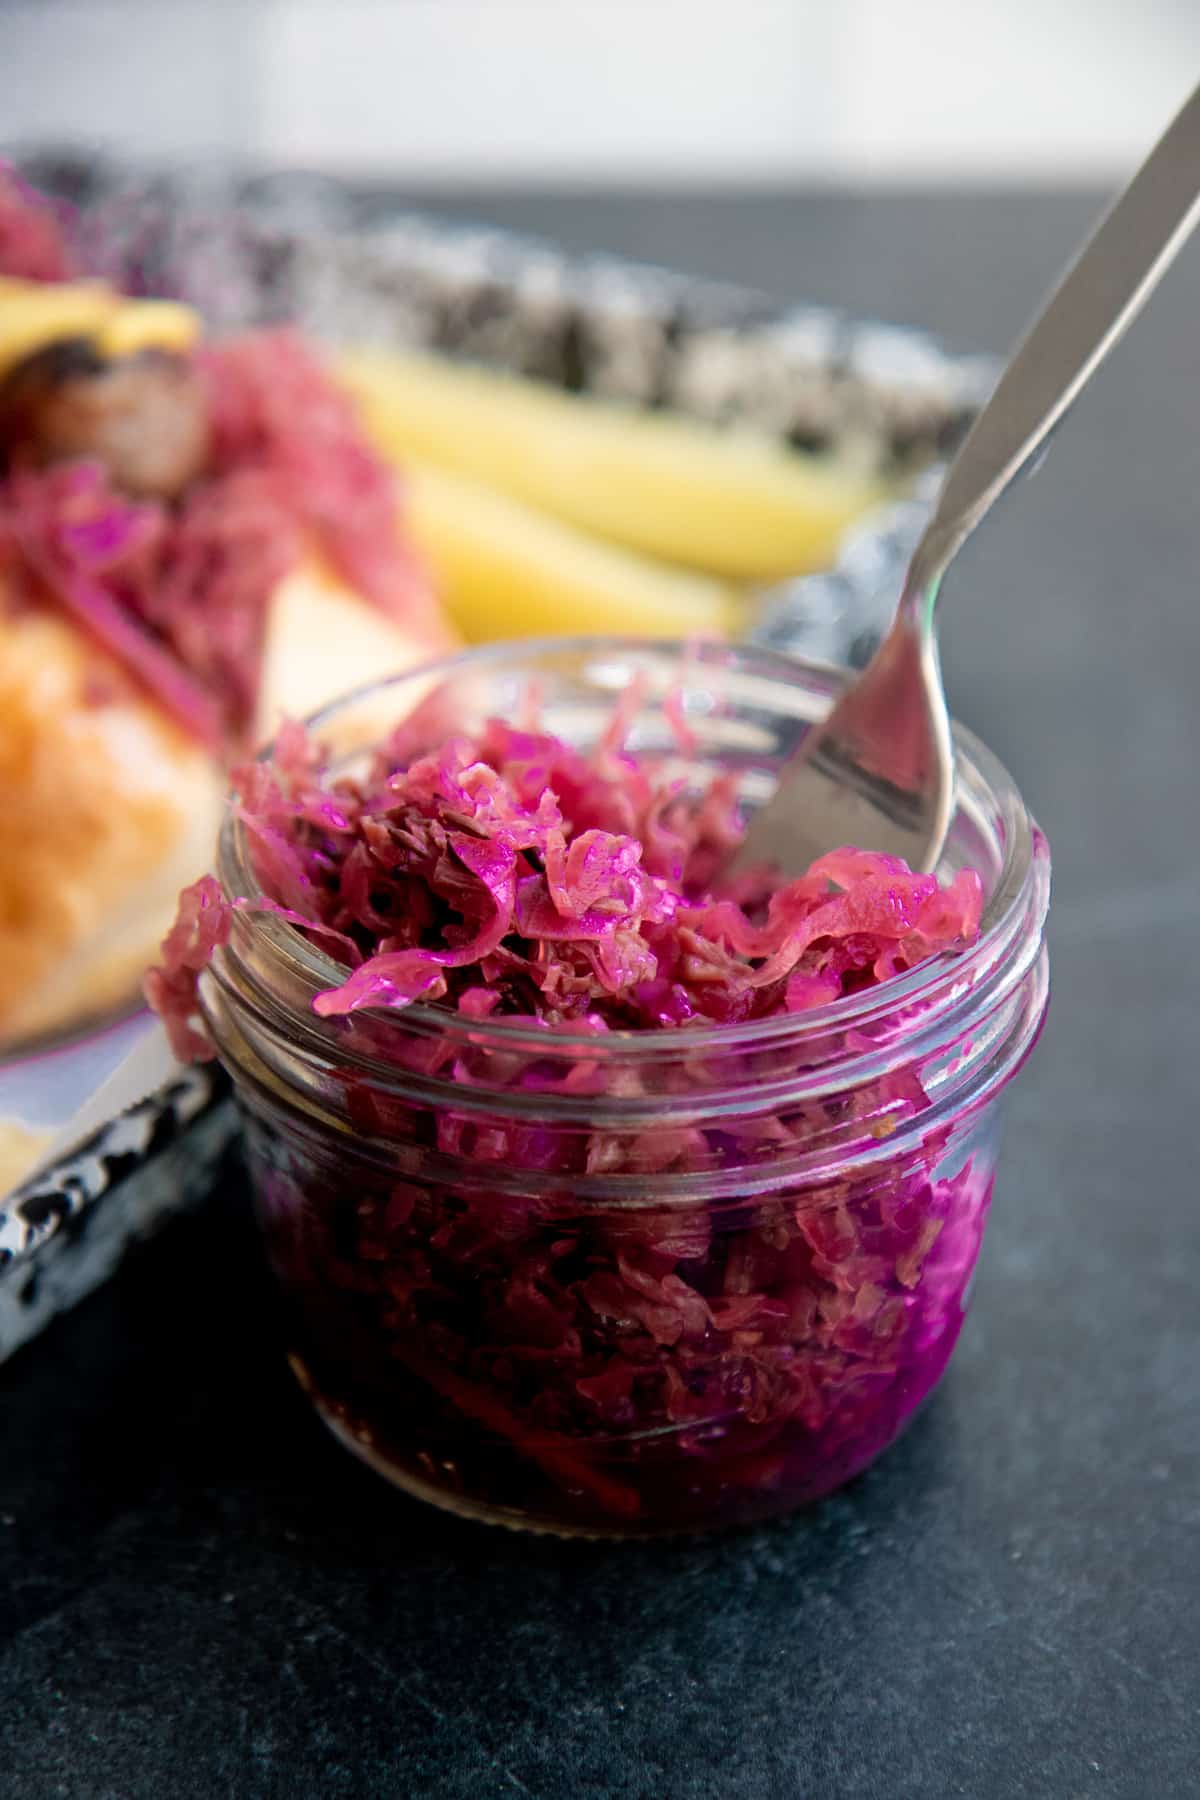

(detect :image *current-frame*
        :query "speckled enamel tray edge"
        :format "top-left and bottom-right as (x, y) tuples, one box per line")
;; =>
(0, 151), (993, 1364)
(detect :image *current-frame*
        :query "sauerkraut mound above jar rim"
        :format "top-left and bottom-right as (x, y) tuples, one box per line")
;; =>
(149, 639), (1047, 1088)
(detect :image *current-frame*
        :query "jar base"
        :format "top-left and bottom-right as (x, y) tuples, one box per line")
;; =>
(292, 1353), (793, 1541)
(301, 1379), (709, 1541)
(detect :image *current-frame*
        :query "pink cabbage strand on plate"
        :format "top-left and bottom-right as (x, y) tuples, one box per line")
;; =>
(0, 165), (76, 283)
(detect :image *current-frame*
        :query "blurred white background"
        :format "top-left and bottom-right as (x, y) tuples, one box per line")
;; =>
(1, 0), (1199, 184)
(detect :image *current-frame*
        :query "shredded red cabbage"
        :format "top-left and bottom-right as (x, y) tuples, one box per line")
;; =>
(146, 705), (994, 1531)
(250, 1136), (994, 1531)
(150, 710), (983, 1054)
(201, 330), (435, 633)
(0, 166), (75, 282)
(0, 331), (434, 745)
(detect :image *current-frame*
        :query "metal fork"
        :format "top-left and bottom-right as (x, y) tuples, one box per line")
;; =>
(732, 79), (1200, 878)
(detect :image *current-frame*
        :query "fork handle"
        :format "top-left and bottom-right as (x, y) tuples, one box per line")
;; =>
(905, 79), (1200, 610)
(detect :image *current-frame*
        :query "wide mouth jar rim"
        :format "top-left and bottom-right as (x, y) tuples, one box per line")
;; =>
(213, 635), (1047, 1081)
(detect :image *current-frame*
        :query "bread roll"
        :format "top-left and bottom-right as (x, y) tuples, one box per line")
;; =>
(0, 554), (453, 1051)
(0, 604), (226, 1046)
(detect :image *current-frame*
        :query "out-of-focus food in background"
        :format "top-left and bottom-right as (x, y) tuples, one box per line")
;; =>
(400, 460), (745, 642)
(0, 174), (450, 1058)
(344, 347), (885, 580)
(0, 166), (901, 1071)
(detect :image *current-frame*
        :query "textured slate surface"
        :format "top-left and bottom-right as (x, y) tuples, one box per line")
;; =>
(3, 187), (1199, 1800)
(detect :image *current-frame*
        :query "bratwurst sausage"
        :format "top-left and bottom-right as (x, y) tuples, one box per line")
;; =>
(0, 336), (209, 499)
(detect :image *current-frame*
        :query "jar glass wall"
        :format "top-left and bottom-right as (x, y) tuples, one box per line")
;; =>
(203, 640), (1050, 1537)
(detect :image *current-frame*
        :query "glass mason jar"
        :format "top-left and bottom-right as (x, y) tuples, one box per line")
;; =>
(201, 640), (1050, 1538)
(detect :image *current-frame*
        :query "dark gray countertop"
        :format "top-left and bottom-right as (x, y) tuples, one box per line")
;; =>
(3, 188), (1199, 1800)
